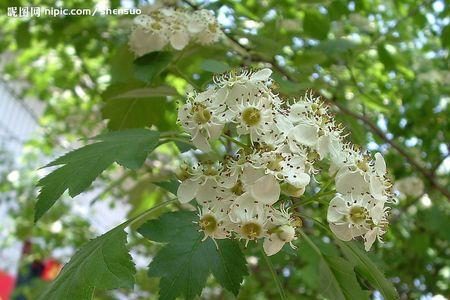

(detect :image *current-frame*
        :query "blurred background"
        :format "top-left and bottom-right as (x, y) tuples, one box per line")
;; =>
(0, 0), (449, 299)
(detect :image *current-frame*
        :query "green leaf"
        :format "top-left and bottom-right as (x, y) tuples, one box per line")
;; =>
(316, 39), (358, 56)
(441, 25), (450, 49)
(111, 85), (179, 99)
(35, 129), (160, 221)
(320, 255), (371, 300)
(38, 225), (135, 300)
(101, 84), (177, 131)
(303, 10), (330, 40)
(16, 22), (31, 48)
(200, 59), (230, 73)
(337, 241), (399, 300)
(110, 45), (136, 84)
(138, 211), (248, 299)
(153, 180), (180, 196)
(301, 232), (369, 300)
(134, 51), (173, 84)
(377, 44), (396, 70)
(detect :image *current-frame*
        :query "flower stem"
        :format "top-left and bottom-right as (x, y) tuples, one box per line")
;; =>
(127, 199), (177, 227)
(260, 245), (287, 300)
(221, 133), (248, 148)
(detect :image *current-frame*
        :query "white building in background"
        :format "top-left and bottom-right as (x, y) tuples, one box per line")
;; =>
(0, 78), (44, 277)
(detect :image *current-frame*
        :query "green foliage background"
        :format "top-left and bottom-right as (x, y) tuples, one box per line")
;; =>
(0, 0), (449, 299)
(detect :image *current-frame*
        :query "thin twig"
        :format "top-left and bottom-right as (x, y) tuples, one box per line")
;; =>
(260, 244), (287, 300)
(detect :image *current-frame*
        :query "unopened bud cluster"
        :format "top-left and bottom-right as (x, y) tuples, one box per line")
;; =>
(177, 68), (396, 255)
(129, 5), (222, 56)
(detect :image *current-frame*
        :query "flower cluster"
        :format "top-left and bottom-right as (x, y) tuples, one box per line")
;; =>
(177, 68), (396, 255)
(129, 6), (222, 56)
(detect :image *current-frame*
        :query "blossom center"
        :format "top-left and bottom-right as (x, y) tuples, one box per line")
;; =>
(231, 180), (245, 196)
(242, 107), (261, 126)
(349, 206), (368, 224)
(199, 214), (218, 234)
(193, 104), (212, 124)
(242, 222), (262, 240)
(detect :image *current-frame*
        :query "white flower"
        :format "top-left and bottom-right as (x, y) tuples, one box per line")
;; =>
(394, 176), (424, 198)
(129, 6), (221, 55)
(262, 148), (311, 190)
(229, 193), (268, 245)
(178, 88), (226, 152)
(327, 194), (388, 247)
(197, 205), (232, 241)
(263, 205), (297, 256)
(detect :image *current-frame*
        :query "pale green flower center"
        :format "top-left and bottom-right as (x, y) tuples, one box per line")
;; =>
(242, 107), (261, 126)
(194, 104), (212, 124)
(242, 222), (262, 240)
(199, 215), (218, 234)
(349, 206), (368, 224)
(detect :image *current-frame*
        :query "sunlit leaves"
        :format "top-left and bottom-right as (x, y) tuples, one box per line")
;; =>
(35, 129), (159, 221)
(303, 10), (330, 40)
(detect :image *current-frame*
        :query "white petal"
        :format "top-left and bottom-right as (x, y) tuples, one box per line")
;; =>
(293, 124), (318, 147)
(219, 171), (238, 188)
(242, 165), (265, 186)
(329, 223), (353, 241)
(370, 202), (385, 225)
(213, 87), (229, 106)
(374, 152), (386, 176)
(196, 179), (218, 205)
(336, 171), (368, 195)
(208, 123), (224, 140)
(250, 175), (281, 205)
(369, 176), (386, 201)
(250, 68), (272, 82)
(263, 234), (285, 256)
(170, 31), (189, 50)
(286, 172), (310, 189)
(364, 228), (378, 251)
(317, 135), (330, 159)
(229, 193), (260, 223)
(327, 195), (347, 223)
(195, 88), (216, 103)
(177, 180), (199, 203)
(192, 134), (211, 152)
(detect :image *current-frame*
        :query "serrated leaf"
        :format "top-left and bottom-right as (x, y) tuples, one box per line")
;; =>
(303, 10), (330, 40)
(320, 255), (371, 300)
(35, 129), (159, 221)
(138, 211), (248, 299)
(337, 241), (399, 300)
(208, 239), (248, 295)
(301, 232), (369, 300)
(200, 59), (230, 73)
(38, 225), (135, 300)
(101, 84), (177, 131)
(134, 51), (173, 84)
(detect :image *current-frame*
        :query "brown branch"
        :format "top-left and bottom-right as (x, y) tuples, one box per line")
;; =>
(181, 0), (450, 201)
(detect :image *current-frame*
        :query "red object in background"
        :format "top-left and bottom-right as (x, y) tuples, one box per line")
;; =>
(40, 259), (62, 282)
(0, 270), (15, 300)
